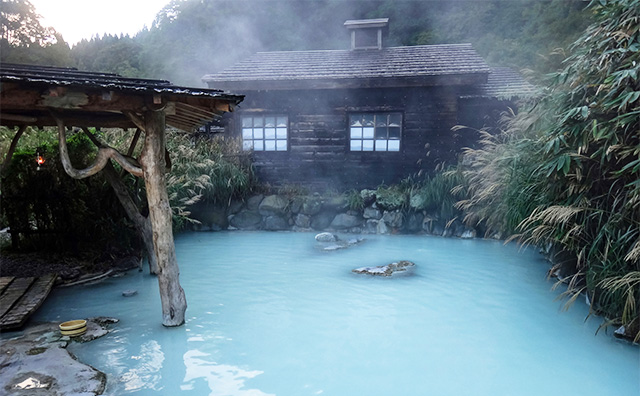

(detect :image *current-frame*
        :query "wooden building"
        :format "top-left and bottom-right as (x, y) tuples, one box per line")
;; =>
(202, 19), (536, 190)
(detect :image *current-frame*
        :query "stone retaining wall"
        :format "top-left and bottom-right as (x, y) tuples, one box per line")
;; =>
(188, 192), (481, 238)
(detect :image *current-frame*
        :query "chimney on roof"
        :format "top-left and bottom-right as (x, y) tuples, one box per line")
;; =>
(344, 18), (389, 50)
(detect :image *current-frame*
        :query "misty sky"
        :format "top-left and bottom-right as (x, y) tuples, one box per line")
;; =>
(29, 0), (171, 45)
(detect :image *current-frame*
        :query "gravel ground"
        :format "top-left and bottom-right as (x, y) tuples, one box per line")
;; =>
(0, 251), (142, 283)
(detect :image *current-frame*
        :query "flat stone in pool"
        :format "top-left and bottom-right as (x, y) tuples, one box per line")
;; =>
(352, 260), (416, 276)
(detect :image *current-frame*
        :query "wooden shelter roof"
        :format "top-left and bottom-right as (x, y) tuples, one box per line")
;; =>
(202, 43), (491, 90)
(1, 63), (244, 131)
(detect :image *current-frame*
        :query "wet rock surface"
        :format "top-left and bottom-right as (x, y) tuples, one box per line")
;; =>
(315, 232), (339, 242)
(352, 260), (416, 276)
(315, 233), (365, 251)
(0, 317), (118, 396)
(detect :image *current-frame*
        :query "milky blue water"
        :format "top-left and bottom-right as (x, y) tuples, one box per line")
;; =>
(30, 232), (638, 395)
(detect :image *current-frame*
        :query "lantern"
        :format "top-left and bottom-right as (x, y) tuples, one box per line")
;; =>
(36, 151), (45, 170)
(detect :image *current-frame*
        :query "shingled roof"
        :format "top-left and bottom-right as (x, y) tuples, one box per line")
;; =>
(203, 44), (491, 90)
(460, 67), (539, 100)
(1, 63), (244, 132)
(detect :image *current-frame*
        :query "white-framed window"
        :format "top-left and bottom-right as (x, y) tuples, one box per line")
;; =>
(349, 112), (402, 152)
(241, 115), (288, 151)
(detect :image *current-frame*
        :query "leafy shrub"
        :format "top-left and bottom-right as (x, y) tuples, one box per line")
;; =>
(1, 128), (138, 254)
(344, 189), (365, 211)
(410, 166), (467, 219)
(164, 131), (254, 230)
(375, 184), (408, 211)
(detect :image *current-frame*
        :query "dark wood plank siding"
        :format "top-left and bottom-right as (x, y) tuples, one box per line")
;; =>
(231, 87), (463, 190)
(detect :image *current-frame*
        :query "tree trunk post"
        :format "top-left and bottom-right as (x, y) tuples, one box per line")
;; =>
(139, 110), (187, 326)
(102, 162), (160, 274)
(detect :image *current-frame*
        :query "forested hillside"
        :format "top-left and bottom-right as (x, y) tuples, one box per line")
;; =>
(2, 0), (591, 86)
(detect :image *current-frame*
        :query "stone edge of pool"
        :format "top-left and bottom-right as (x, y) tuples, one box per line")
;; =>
(0, 317), (118, 395)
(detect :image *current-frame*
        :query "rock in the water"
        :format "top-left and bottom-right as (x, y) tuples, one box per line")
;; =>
(122, 290), (137, 297)
(321, 237), (365, 251)
(315, 232), (339, 242)
(352, 260), (415, 276)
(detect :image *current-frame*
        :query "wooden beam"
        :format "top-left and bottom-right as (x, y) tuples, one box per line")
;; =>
(123, 111), (145, 131)
(1, 86), (148, 113)
(0, 113), (38, 123)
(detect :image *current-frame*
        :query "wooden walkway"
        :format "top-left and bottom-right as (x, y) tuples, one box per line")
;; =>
(0, 274), (57, 330)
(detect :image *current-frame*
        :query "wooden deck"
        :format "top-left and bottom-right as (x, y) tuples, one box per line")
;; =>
(0, 274), (57, 330)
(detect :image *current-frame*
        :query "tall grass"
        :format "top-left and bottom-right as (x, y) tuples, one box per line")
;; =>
(458, 0), (640, 341)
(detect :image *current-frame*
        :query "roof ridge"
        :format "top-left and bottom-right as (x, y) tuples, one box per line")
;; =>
(254, 43), (475, 55)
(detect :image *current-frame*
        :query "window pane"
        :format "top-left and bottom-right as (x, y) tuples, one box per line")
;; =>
(363, 114), (374, 127)
(253, 140), (264, 151)
(265, 140), (276, 151)
(389, 113), (402, 127)
(277, 117), (287, 127)
(253, 117), (264, 127)
(242, 140), (252, 151)
(375, 140), (387, 151)
(276, 128), (287, 139)
(242, 117), (252, 128)
(388, 127), (400, 139)
(362, 139), (374, 151)
(264, 128), (276, 139)
(362, 127), (374, 139)
(350, 112), (401, 153)
(265, 117), (275, 128)
(242, 128), (253, 139)
(253, 128), (264, 139)
(375, 126), (388, 139)
(276, 139), (287, 151)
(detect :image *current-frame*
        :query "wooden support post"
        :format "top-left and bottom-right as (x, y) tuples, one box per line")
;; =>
(139, 110), (187, 326)
(1, 125), (26, 174)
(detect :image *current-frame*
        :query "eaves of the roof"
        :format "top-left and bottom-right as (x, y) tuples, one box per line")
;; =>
(459, 67), (540, 101)
(0, 63), (244, 132)
(203, 44), (491, 91)
(1, 63), (243, 102)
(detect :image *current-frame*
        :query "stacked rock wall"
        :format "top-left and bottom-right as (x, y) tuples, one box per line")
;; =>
(189, 192), (479, 238)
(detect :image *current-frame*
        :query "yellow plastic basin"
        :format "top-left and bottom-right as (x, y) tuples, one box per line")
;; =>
(59, 319), (87, 331)
(60, 326), (87, 336)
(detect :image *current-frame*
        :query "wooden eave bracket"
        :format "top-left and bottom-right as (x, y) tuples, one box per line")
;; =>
(52, 112), (143, 179)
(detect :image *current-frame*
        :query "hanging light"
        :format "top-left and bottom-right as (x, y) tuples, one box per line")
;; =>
(36, 151), (45, 170)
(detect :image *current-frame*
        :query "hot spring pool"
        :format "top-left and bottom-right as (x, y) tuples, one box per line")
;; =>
(30, 232), (639, 395)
